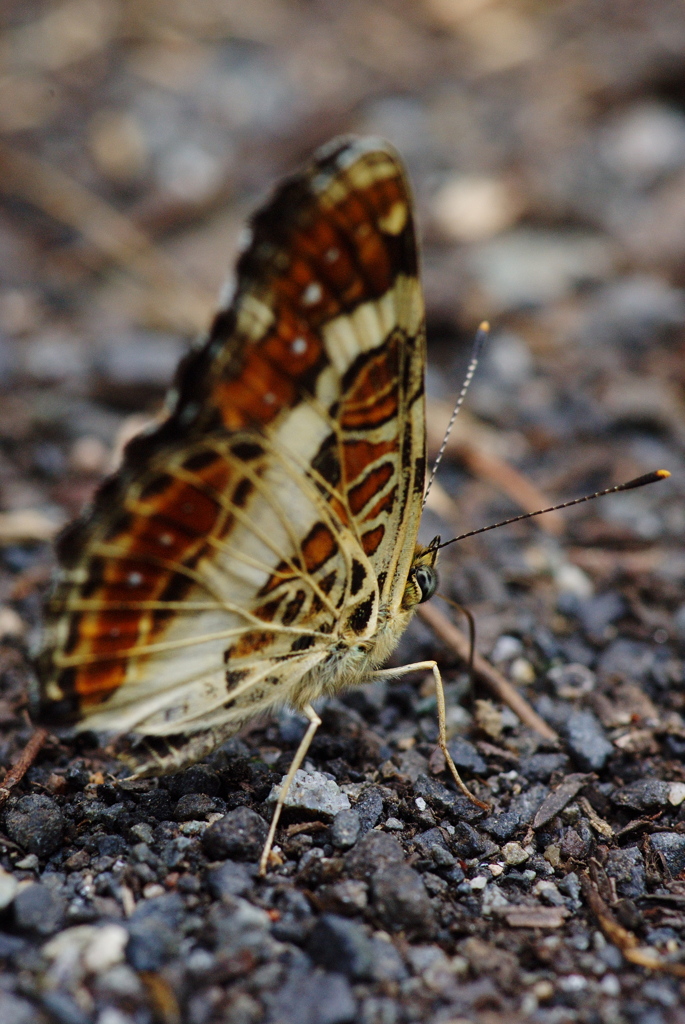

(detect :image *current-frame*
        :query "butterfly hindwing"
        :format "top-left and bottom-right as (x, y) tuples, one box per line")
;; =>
(35, 137), (427, 765)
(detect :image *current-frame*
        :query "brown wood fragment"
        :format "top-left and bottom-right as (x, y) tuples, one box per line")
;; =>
(581, 873), (685, 977)
(418, 603), (559, 743)
(0, 728), (49, 810)
(504, 906), (569, 928)
(283, 821), (329, 838)
(532, 774), (594, 830)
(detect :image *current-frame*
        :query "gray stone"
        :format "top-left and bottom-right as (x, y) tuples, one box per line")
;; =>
(0, 867), (18, 909)
(344, 831), (404, 882)
(649, 833), (685, 877)
(563, 710), (614, 771)
(0, 992), (39, 1024)
(355, 787), (384, 834)
(596, 638), (656, 682)
(174, 792), (224, 821)
(481, 784), (549, 841)
(202, 807), (269, 861)
(14, 883), (66, 936)
(519, 753), (570, 782)
(5, 794), (64, 859)
(413, 828), (455, 868)
(208, 860), (256, 899)
(606, 846), (646, 899)
(577, 593), (626, 641)
(612, 779), (671, 810)
(447, 737), (487, 775)
(371, 862), (436, 937)
(266, 966), (356, 1024)
(126, 893), (185, 970)
(330, 809), (361, 850)
(307, 914), (375, 979)
(267, 770), (350, 818)
(413, 774), (484, 822)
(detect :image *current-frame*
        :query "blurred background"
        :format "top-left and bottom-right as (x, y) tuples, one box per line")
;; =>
(0, 0), (684, 658)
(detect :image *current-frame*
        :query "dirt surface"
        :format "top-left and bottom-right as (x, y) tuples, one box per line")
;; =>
(1, 2), (685, 1022)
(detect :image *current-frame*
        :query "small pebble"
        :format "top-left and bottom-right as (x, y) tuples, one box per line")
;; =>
(371, 862), (436, 937)
(307, 914), (375, 980)
(202, 807), (269, 861)
(510, 657), (536, 685)
(563, 710), (614, 771)
(14, 883), (66, 935)
(668, 783), (685, 806)
(502, 842), (529, 866)
(384, 817), (404, 831)
(0, 866), (18, 909)
(606, 846), (646, 899)
(5, 794), (64, 859)
(267, 769), (350, 817)
(469, 875), (488, 891)
(330, 809), (361, 849)
(649, 833), (685, 877)
(344, 831), (404, 882)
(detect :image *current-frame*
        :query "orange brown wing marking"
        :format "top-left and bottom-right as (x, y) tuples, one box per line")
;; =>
(340, 336), (401, 431)
(342, 438), (397, 483)
(301, 521), (338, 575)
(363, 486), (397, 523)
(361, 525), (385, 556)
(348, 462), (394, 517)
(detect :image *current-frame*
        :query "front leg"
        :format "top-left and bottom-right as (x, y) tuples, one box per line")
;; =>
(370, 661), (489, 810)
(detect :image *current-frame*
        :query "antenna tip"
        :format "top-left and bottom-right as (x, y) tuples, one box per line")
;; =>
(478, 320), (490, 333)
(656, 469), (671, 479)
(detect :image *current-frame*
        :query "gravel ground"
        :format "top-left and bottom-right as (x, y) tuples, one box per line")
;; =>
(1, 2), (685, 1023)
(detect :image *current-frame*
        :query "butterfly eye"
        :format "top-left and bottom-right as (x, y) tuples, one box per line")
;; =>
(415, 564), (438, 604)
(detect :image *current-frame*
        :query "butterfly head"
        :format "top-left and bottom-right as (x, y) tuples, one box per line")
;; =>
(402, 536), (440, 610)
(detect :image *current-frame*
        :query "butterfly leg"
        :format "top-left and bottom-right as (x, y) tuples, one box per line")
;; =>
(370, 661), (489, 811)
(259, 702), (322, 877)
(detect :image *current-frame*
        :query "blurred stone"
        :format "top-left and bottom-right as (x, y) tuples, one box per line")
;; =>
(354, 787), (383, 834)
(468, 229), (615, 310)
(0, 867), (18, 909)
(344, 831), (404, 882)
(611, 779), (671, 810)
(599, 103), (685, 187)
(563, 711), (614, 771)
(518, 753), (569, 782)
(5, 794), (64, 859)
(208, 860), (256, 900)
(431, 174), (522, 242)
(0, 606), (25, 638)
(265, 966), (356, 1024)
(649, 833), (685, 877)
(330, 809), (361, 850)
(606, 846), (646, 899)
(371, 862), (436, 937)
(88, 109), (148, 183)
(307, 915), (375, 979)
(14, 883), (66, 935)
(0, 992), (35, 1024)
(547, 664), (596, 698)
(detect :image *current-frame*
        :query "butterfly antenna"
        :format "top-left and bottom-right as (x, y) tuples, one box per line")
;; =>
(436, 469), (671, 551)
(423, 321), (489, 509)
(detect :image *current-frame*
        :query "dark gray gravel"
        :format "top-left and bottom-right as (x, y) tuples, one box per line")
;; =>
(2, 4), (685, 1023)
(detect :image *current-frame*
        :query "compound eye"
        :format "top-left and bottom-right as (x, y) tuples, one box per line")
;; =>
(415, 564), (438, 604)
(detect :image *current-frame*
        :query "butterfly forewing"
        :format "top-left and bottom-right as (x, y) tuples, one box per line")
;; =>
(36, 137), (427, 762)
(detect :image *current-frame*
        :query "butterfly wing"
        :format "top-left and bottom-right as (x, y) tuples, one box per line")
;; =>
(35, 137), (426, 752)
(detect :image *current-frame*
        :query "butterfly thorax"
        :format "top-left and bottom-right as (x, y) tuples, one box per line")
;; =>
(289, 541), (438, 709)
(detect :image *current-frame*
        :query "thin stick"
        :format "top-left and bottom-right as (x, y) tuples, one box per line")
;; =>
(418, 603), (559, 743)
(0, 728), (49, 810)
(423, 321), (489, 507)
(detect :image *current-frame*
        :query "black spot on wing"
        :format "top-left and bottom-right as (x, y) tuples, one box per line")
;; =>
(291, 635), (316, 652)
(350, 559), (366, 596)
(346, 594), (375, 635)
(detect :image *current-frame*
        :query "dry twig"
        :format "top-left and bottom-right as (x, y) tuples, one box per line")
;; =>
(418, 602), (559, 743)
(0, 728), (49, 810)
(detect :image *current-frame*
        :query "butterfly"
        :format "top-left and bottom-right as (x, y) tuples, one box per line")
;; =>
(34, 136), (483, 872)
